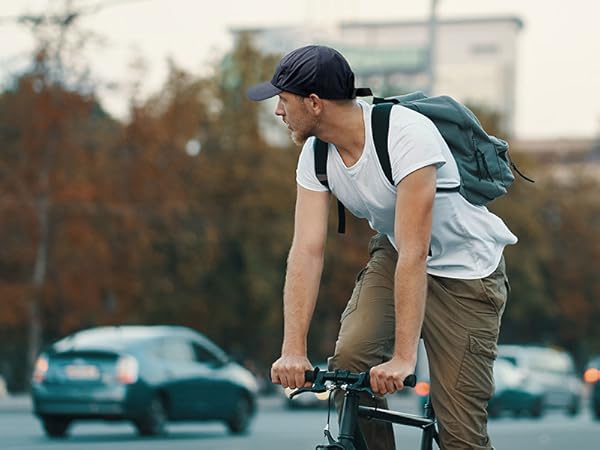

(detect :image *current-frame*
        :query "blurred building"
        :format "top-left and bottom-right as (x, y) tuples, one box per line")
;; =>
(232, 15), (523, 135)
(511, 137), (600, 182)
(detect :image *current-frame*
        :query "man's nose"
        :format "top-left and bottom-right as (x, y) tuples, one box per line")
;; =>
(274, 100), (284, 116)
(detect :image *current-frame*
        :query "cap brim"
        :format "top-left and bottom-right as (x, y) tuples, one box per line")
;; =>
(247, 82), (282, 101)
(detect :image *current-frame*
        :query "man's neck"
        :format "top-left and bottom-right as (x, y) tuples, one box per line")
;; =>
(316, 102), (365, 168)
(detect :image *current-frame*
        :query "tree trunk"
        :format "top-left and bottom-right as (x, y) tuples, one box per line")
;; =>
(27, 194), (49, 379)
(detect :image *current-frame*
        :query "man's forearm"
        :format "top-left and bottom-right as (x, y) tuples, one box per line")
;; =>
(393, 254), (427, 363)
(281, 247), (324, 355)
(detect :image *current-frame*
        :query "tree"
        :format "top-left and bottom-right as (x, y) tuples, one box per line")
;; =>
(490, 146), (600, 367)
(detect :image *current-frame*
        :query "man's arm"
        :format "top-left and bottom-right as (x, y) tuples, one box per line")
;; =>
(271, 184), (329, 389)
(369, 165), (436, 395)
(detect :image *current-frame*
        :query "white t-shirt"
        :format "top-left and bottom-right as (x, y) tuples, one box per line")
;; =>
(296, 100), (518, 280)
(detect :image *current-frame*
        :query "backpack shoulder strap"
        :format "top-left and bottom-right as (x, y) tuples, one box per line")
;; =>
(371, 103), (395, 185)
(313, 138), (346, 234)
(372, 102), (460, 193)
(314, 138), (329, 188)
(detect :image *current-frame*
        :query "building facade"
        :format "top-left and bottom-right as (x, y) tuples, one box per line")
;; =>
(233, 16), (523, 135)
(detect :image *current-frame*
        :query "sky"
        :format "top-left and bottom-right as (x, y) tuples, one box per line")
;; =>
(0, 0), (599, 140)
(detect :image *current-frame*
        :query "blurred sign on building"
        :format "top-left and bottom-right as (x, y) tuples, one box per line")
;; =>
(232, 16), (523, 135)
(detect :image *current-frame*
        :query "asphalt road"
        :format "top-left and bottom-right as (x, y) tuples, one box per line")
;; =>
(1, 395), (598, 450)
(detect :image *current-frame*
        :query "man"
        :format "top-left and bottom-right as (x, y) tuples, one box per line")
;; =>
(247, 45), (517, 449)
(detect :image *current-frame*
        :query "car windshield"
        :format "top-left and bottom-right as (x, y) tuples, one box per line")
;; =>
(528, 350), (573, 373)
(53, 327), (154, 352)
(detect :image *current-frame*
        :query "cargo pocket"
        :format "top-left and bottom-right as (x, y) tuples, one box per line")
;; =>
(455, 334), (497, 400)
(340, 267), (368, 322)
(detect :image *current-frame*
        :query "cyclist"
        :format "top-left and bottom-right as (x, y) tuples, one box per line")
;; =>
(247, 45), (516, 450)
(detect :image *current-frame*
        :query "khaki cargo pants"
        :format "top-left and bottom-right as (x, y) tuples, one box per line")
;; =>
(328, 234), (509, 450)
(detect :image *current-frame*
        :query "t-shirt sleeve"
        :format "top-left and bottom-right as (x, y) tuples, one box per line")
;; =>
(296, 137), (330, 192)
(388, 110), (447, 185)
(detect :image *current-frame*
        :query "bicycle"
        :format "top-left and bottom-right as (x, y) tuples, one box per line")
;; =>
(291, 367), (440, 450)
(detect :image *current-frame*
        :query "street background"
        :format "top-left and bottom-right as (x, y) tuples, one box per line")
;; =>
(1, 393), (600, 450)
(0, 1), (599, 448)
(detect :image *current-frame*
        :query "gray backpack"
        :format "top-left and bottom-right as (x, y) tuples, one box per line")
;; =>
(314, 91), (533, 233)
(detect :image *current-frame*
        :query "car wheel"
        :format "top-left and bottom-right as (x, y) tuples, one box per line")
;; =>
(530, 398), (544, 419)
(566, 397), (580, 417)
(41, 416), (71, 438)
(134, 395), (168, 436)
(227, 394), (253, 435)
(487, 404), (500, 419)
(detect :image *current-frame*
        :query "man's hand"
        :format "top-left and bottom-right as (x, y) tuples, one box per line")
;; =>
(271, 355), (313, 389)
(369, 357), (415, 395)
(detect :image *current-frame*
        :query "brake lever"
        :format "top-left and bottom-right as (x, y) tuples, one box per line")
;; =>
(289, 367), (328, 399)
(346, 380), (376, 398)
(289, 385), (327, 399)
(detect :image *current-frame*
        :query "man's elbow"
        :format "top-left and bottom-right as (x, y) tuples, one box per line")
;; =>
(288, 241), (325, 264)
(396, 245), (429, 267)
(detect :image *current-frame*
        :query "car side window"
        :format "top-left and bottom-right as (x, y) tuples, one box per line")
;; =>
(160, 338), (196, 363)
(499, 355), (517, 366)
(192, 342), (224, 366)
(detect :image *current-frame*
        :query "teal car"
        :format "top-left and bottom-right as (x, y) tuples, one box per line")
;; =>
(495, 345), (582, 417)
(488, 358), (545, 418)
(31, 325), (259, 438)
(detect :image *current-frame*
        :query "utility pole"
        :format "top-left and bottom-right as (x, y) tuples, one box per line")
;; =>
(425, 0), (439, 96)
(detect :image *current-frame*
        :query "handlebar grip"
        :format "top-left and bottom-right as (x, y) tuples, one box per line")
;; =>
(403, 374), (417, 388)
(365, 372), (417, 388)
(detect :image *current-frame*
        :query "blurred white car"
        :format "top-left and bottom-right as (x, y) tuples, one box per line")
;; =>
(488, 358), (545, 418)
(497, 345), (583, 416)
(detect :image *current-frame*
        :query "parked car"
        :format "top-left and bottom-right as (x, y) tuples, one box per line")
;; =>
(31, 325), (259, 438)
(413, 342), (576, 419)
(583, 355), (600, 420)
(497, 345), (582, 416)
(283, 362), (330, 409)
(488, 358), (544, 418)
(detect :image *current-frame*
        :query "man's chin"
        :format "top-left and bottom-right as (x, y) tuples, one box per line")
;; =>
(290, 132), (307, 146)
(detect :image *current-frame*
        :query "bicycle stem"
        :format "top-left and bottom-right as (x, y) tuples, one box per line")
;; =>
(337, 389), (367, 450)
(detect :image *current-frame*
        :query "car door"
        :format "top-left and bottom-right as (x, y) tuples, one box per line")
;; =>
(157, 337), (208, 419)
(189, 340), (232, 418)
(159, 336), (229, 420)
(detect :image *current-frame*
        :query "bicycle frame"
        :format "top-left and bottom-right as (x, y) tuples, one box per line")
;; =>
(297, 368), (439, 449)
(328, 388), (438, 450)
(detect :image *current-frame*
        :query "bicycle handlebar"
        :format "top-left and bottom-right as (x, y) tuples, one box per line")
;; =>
(304, 368), (417, 389)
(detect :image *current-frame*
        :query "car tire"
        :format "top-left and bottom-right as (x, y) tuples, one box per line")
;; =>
(530, 398), (544, 419)
(227, 394), (252, 435)
(134, 395), (168, 436)
(566, 397), (580, 417)
(487, 404), (500, 419)
(41, 416), (71, 438)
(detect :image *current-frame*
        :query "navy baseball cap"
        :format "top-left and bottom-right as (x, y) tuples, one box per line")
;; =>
(247, 45), (372, 101)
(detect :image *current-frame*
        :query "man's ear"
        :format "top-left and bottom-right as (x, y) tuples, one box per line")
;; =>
(304, 93), (323, 115)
